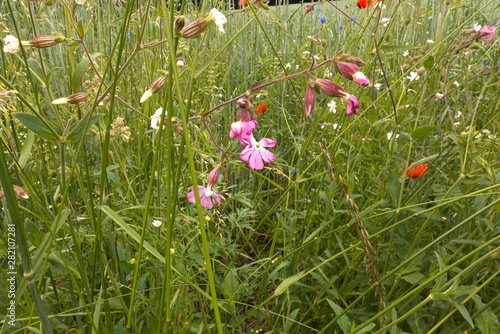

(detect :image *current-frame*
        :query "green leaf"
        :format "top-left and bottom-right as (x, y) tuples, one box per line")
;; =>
(412, 126), (435, 139)
(19, 130), (35, 168)
(194, 17), (255, 78)
(357, 323), (376, 333)
(450, 300), (474, 328)
(66, 114), (104, 141)
(72, 53), (105, 92)
(473, 295), (500, 334)
(28, 58), (46, 87)
(326, 299), (351, 333)
(424, 56), (434, 71)
(387, 172), (401, 206)
(274, 270), (305, 296)
(13, 112), (60, 141)
(76, 19), (84, 37)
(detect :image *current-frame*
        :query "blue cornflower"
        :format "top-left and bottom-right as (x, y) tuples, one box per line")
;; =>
(126, 31), (130, 40)
(316, 8), (321, 12)
(339, 26), (343, 29)
(350, 16), (356, 20)
(320, 18), (326, 23)
(291, 169), (298, 175)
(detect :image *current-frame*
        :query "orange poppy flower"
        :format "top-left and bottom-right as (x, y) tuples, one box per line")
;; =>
(238, 0), (247, 6)
(256, 102), (267, 115)
(405, 163), (428, 178)
(357, 0), (383, 8)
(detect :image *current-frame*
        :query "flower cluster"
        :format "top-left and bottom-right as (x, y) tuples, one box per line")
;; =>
(187, 167), (226, 209)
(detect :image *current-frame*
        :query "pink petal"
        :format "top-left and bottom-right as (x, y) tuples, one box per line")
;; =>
(260, 148), (275, 163)
(249, 151), (264, 170)
(260, 138), (276, 147)
(230, 121), (243, 139)
(200, 195), (213, 209)
(187, 187), (196, 204)
(240, 147), (252, 162)
(213, 193), (226, 206)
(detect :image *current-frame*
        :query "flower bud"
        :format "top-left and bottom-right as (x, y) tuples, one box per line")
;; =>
(174, 16), (186, 36)
(304, 4), (314, 14)
(207, 167), (220, 187)
(352, 72), (370, 86)
(29, 35), (65, 49)
(315, 78), (348, 98)
(150, 76), (167, 93)
(66, 92), (88, 104)
(345, 95), (360, 116)
(14, 186), (29, 199)
(52, 97), (69, 105)
(181, 18), (210, 39)
(304, 85), (315, 117)
(237, 98), (250, 109)
(176, 57), (185, 68)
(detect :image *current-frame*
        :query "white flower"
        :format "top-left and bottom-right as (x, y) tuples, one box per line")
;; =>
(210, 8), (227, 34)
(456, 110), (462, 118)
(475, 132), (482, 139)
(374, 83), (382, 90)
(381, 18), (390, 27)
(75, 0), (86, 4)
(150, 107), (165, 130)
(52, 97), (69, 105)
(327, 100), (337, 113)
(313, 55), (320, 60)
(302, 51), (310, 55)
(285, 63), (291, 69)
(434, 93), (444, 99)
(473, 22), (481, 31)
(152, 220), (162, 227)
(332, 123), (340, 130)
(402, 50), (409, 57)
(387, 131), (399, 140)
(295, 65), (300, 70)
(427, 39), (435, 44)
(407, 72), (420, 82)
(3, 35), (20, 54)
(454, 122), (461, 127)
(140, 89), (153, 103)
(453, 81), (459, 87)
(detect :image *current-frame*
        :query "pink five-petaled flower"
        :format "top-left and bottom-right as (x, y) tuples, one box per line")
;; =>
(353, 72), (371, 86)
(230, 120), (258, 147)
(187, 185), (226, 209)
(240, 134), (276, 170)
(345, 95), (360, 116)
(480, 26), (496, 41)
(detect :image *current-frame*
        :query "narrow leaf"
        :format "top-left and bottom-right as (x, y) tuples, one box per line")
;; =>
(274, 270), (305, 296)
(13, 112), (60, 141)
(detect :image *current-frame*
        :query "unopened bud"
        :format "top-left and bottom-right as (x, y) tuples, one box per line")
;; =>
(141, 76), (167, 103)
(29, 35), (65, 49)
(304, 85), (315, 117)
(404, 18), (411, 25)
(66, 92), (88, 104)
(176, 57), (185, 68)
(174, 16), (185, 36)
(237, 99), (250, 109)
(14, 186), (29, 199)
(237, 109), (253, 122)
(207, 167), (220, 187)
(315, 78), (348, 98)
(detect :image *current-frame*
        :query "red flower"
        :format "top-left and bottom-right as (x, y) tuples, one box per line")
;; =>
(357, 0), (373, 8)
(256, 102), (267, 115)
(238, 0), (247, 6)
(405, 164), (428, 178)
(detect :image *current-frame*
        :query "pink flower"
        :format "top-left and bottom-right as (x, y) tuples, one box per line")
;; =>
(345, 95), (360, 116)
(187, 185), (226, 209)
(240, 134), (276, 170)
(230, 120), (258, 147)
(353, 72), (370, 86)
(480, 26), (496, 41)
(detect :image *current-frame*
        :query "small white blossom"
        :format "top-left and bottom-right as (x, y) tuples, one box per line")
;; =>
(150, 107), (165, 130)
(140, 89), (153, 104)
(152, 220), (162, 227)
(210, 8), (227, 34)
(453, 81), (460, 87)
(427, 39), (435, 44)
(75, 0), (86, 4)
(434, 93), (444, 99)
(456, 110), (462, 118)
(381, 18), (390, 27)
(285, 63), (291, 69)
(302, 51), (310, 55)
(473, 22), (482, 31)
(387, 131), (399, 140)
(3, 35), (20, 54)
(327, 100), (336, 113)
(402, 50), (409, 57)
(407, 72), (420, 82)
(374, 83), (382, 90)
(332, 123), (340, 130)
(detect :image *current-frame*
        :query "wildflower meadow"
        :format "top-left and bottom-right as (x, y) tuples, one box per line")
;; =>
(1, 0), (499, 333)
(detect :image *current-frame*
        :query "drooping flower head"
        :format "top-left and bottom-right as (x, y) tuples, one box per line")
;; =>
(209, 8), (227, 34)
(345, 95), (360, 116)
(3, 35), (20, 54)
(353, 72), (370, 86)
(187, 185), (226, 209)
(304, 85), (315, 117)
(150, 107), (166, 130)
(240, 134), (276, 170)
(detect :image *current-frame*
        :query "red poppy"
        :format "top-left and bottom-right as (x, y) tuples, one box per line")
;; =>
(238, 0), (247, 6)
(405, 163), (428, 178)
(357, 0), (382, 8)
(256, 102), (267, 115)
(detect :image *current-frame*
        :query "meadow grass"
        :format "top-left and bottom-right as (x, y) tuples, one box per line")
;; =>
(0, 0), (499, 333)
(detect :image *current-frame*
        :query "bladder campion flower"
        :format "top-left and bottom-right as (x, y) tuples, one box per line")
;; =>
(240, 134), (276, 170)
(3, 35), (20, 54)
(150, 108), (166, 130)
(407, 72), (420, 82)
(405, 164), (428, 178)
(152, 220), (162, 228)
